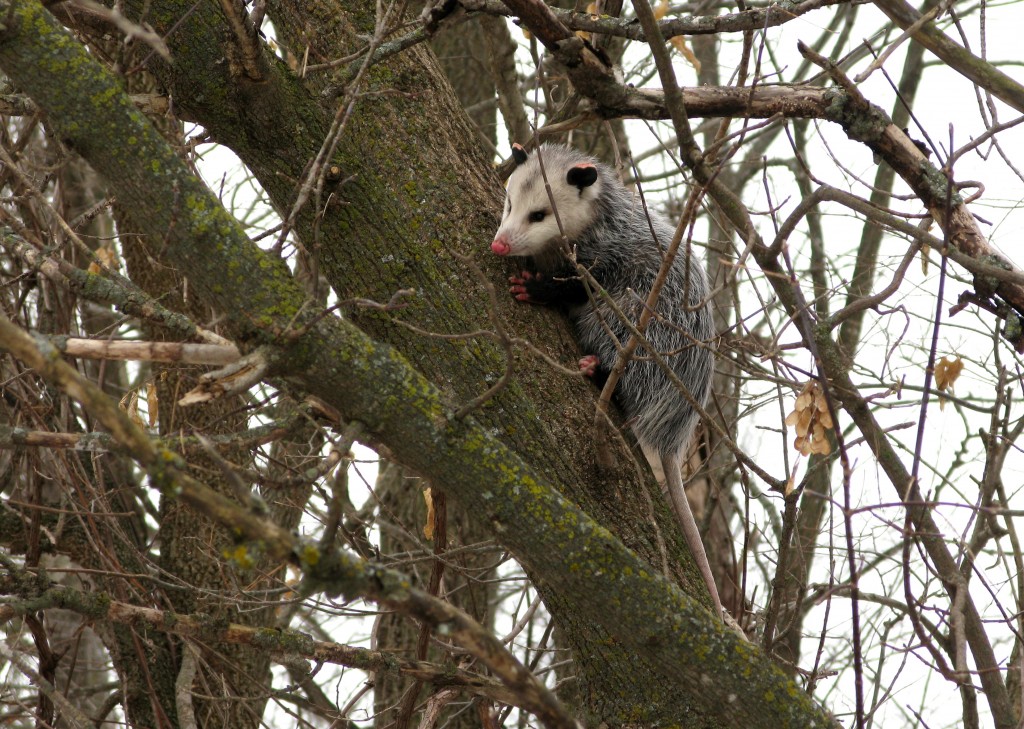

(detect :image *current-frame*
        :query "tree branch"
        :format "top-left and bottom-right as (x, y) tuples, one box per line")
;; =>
(871, 0), (1024, 114)
(0, 589), (526, 709)
(473, 0), (853, 39)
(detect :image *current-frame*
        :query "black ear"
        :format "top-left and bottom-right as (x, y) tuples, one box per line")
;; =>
(511, 144), (528, 166)
(566, 164), (598, 190)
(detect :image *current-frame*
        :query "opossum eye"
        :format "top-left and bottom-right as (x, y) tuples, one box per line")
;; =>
(528, 210), (547, 223)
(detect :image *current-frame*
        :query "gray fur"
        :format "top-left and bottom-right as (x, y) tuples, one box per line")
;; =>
(495, 143), (714, 461)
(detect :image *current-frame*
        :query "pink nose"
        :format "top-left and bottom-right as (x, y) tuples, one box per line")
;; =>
(491, 238), (511, 256)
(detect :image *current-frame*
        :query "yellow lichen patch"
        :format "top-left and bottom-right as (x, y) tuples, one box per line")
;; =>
(224, 545), (256, 570)
(299, 543), (320, 567)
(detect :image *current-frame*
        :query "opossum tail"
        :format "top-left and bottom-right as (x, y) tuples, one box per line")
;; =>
(662, 450), (723, 619)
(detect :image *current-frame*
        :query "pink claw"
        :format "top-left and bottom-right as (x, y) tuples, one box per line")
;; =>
(508, 271), (538, 302)
(578, 355), (600, 376)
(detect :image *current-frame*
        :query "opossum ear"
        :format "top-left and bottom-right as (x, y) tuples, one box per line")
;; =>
(511, 144), (528, 166)
(566, 164), (598, 190)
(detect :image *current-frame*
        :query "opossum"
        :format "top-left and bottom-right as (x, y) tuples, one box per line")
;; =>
(490, 143), (721, 617)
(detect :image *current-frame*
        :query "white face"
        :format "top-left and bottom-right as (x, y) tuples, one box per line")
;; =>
(491, 155), (602, 258)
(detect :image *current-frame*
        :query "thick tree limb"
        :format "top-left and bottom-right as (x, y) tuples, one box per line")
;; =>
(130, 0), (739, 716)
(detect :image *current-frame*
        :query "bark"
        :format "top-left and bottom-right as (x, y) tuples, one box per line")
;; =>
(432, 17), (498, 149)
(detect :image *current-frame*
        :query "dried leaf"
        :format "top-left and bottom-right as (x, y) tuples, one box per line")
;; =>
(96, 245), (120, 270)
(119, 389), (146, 428)
(146, 380), (158, 427)
(934, 355), (964, 392)
(88, 245), (120, 274)
(920, 244), (930, 275)
(576, 1), (599, 38)
(796, 408), (812, 436)
(423, 487), (435, 540)
(788, 381), (832, 456)
(670, 35), (702, 73)
(653, 0), (669, 20)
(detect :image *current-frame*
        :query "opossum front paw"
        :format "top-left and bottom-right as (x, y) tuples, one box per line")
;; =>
(509, 271), (542, 302)
(578, 355), (600, 376)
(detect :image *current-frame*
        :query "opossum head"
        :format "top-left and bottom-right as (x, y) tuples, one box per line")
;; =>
(491, 143), (601, 259)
